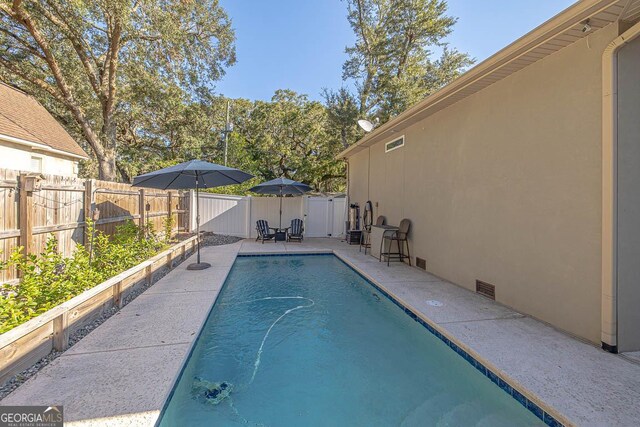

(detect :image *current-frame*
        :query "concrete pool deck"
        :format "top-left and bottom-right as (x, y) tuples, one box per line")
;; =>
(2, 238), (640, 426)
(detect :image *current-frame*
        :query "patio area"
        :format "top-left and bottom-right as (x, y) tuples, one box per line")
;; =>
(1, 238), (640, 426)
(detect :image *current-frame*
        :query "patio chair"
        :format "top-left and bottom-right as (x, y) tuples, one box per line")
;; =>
(287, 218), (304, 242)
(380, 218), (411, 266)
(360, 215), (386, 254)
(256, 220), (277, 243)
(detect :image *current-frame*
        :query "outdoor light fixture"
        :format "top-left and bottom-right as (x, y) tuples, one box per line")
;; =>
(357, 118), (378, 133)
(582, 19), (592, 33)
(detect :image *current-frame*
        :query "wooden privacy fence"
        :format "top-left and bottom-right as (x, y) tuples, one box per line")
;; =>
(0, 168), (190, 283)
(0, 236), (198, 384)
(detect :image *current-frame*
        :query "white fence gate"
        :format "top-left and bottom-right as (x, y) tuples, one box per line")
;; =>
(193, 193), (346, 239)
(303, 197), (346, 237)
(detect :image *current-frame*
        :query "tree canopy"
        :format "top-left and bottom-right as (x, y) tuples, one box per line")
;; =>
(1, 0), (472, 193)
(0, 0), (235, 180)
(117, 90), (347, 193)
(336, 0), (473, 123)
(236, 90), (345, 192)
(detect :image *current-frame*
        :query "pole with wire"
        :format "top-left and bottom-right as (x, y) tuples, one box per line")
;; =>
(224, 100), (231, 167)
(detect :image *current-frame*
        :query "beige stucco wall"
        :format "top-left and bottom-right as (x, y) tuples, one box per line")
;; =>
(615, 34), (640, 352)
(0, 141), (79, 176)
(348, 23), (622, 344)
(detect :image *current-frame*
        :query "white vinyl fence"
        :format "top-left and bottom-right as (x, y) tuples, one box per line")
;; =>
(191, 193), (346, 239)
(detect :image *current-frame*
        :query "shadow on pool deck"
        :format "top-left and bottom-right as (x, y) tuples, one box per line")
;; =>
(1, 238), (640, 426)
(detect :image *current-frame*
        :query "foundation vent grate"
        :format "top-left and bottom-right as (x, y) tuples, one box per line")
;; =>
(476, 280), (496, 300)
(416, 257), (427, 270)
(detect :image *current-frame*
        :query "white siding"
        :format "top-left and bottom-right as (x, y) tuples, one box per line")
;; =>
(0, 143), (78, 176)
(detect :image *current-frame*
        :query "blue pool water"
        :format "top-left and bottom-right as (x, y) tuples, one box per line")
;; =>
(159, 255), (544, 426)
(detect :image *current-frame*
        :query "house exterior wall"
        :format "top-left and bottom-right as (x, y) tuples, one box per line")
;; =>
(0, 142), (79, 176)
(347, 23), (621, 344)
(615, 34), (640, 352)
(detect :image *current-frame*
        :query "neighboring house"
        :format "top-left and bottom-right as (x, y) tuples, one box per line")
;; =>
(0, 82), (87, 176)
(340, 0), (640, 353)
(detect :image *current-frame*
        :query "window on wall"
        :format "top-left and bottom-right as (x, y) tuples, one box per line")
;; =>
(30, 156), (43, 172)
(385, 136), (404, 153)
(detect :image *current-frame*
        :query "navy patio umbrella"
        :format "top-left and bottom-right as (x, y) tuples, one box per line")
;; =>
(132, 160), (253, 270)
(249, 177), (312, 230)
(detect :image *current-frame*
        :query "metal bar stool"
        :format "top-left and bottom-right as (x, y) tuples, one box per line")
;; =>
(380, 219), (411, 266)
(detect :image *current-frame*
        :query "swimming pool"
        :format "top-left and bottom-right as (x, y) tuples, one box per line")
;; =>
(158, 254), (545, 426)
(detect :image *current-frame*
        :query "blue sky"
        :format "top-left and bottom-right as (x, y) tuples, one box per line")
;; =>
(215, 0), (576, 101)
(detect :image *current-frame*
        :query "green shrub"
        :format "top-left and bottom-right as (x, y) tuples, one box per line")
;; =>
(0, 219), (166, 334)
(162, 215), (175, 243)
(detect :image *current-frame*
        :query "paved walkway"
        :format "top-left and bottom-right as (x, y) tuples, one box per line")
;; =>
(2, 238), (640, 426)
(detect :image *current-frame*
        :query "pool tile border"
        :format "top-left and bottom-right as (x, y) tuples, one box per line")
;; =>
(237, 251), (333, 257)
(331, 254), (565, 427)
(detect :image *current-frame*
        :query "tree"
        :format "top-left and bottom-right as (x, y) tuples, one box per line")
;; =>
(233, 90), (345, 193)
(341, 0), (473, 122)
(0, 0), (235, 180)
(322, 87), (359, 149)
(110, 88), (347, 194)
(117, 85), (223, 181)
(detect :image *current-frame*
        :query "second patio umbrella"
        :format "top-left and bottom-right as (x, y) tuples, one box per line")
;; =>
(132, 160), (253, 270)
(249, 177), (312, 230)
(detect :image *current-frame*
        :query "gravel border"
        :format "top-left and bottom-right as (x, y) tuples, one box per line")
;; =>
(174, 231), (243, 247)
(200, 232), (243, 247)
(0, 234), (242, 400)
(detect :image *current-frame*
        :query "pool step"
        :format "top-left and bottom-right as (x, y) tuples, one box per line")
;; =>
(401, 392), (515, 426)
(476, 412), (518, 427)
(438, 400), (483, 426)
(400, 391), (457, 425)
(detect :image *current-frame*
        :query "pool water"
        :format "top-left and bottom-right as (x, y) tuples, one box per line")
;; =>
(159, 255), (543, 426)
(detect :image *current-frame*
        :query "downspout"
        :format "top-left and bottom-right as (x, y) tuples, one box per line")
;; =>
(367, 147), (371, 201)
(601, 20), (640, 353)
(344, 158), (350, 236)
(344, 157), (349, 202)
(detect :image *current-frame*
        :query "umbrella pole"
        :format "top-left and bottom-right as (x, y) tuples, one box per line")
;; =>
(196, 184), (201, 264)
(187, 178), (211, 270)
(279, 188), (283, 230)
